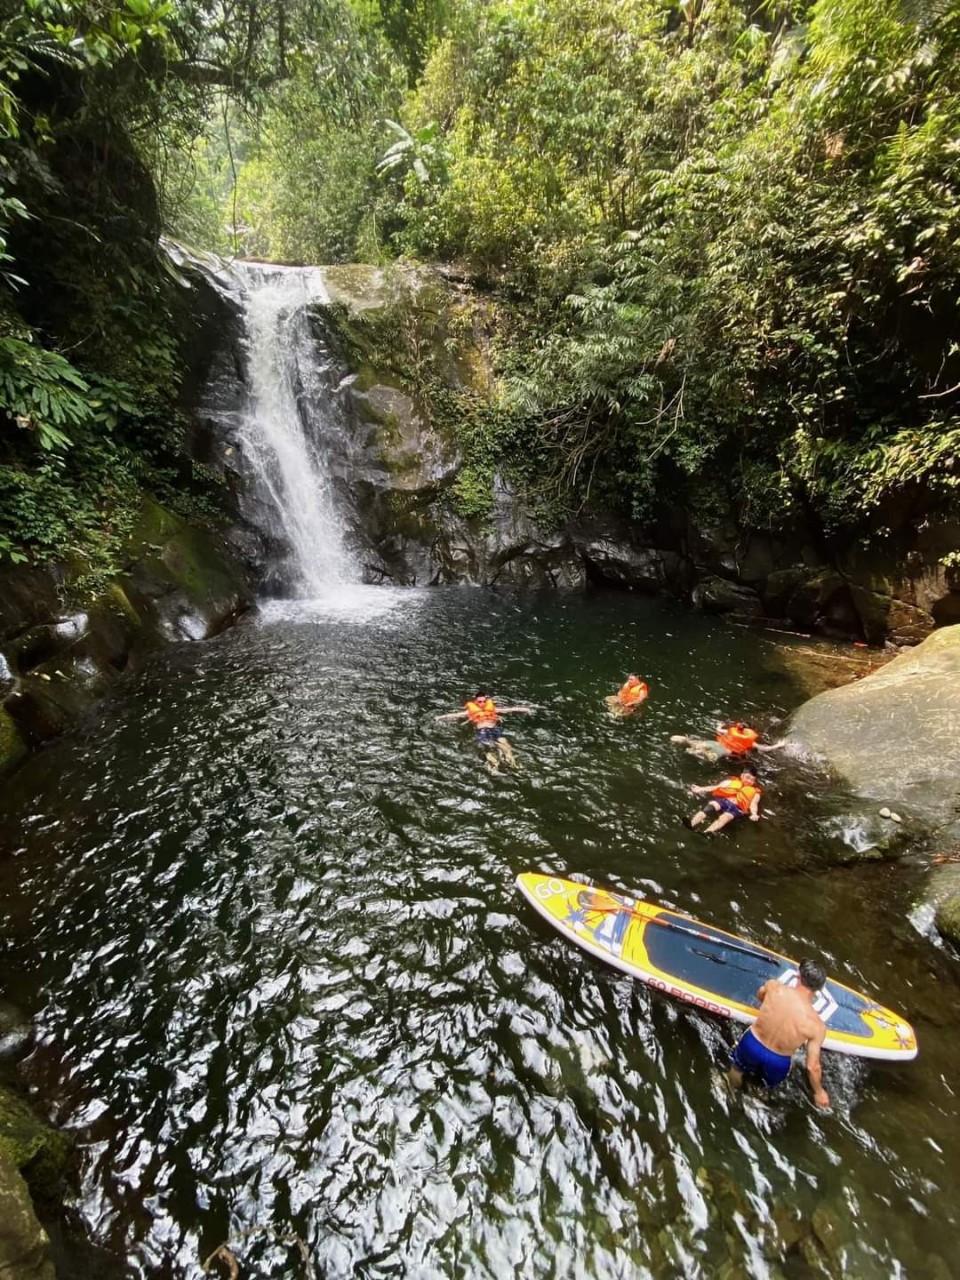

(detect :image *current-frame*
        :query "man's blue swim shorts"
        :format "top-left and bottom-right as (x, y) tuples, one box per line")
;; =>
(731, 1027), (792, 1088)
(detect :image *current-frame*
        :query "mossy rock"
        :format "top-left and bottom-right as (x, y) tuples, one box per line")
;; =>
(935, 894), (960, 948)
(0, 1150), (55, 1280)
(0, 705), (27, 772)
(0, 1087), (71, 1201)
(120, 495), (186, 565)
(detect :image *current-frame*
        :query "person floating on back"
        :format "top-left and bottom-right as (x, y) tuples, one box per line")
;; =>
(729, 958), (831, 1109)
(605, 673), (649, 718)
(685, 767), (763, 833)
(671, 720), (775, 761)
(436, 692), (533, 773)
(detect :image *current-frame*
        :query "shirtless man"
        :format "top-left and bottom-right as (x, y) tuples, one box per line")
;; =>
(435, 692), (533, 772)
(729, 958), (831, 1108)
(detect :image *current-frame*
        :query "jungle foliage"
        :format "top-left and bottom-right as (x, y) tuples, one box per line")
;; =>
(3, 0), (959, 569)
(0, 0), (388, 572)
(379, 0), (960, 538)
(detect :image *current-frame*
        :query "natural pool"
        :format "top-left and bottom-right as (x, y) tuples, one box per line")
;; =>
(0, 588), (955, 1278)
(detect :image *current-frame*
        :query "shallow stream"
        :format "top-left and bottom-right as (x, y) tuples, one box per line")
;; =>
(0, 588), (956, 1278)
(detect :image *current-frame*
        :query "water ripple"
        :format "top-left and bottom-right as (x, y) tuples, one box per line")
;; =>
(0, 589), (956, 1277)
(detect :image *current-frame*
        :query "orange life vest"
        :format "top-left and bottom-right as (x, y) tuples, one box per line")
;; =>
(465, 697), (497, 725)
(712, 777), (762, 813)
(717, 723), (759, 754)
(618, 678), (649, 707)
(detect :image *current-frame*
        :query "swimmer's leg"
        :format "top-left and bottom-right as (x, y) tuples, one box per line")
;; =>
(705, 811), (736, 835)
(484, 750), (500, 774)
(498, 737), (520, 770)
(688, 802), (719, 829)
(727, 1063), (745, 1093)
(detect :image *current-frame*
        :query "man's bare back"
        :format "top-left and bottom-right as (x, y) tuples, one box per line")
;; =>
(730, 965), (831, 1108)
(752, 980), (826, 1058)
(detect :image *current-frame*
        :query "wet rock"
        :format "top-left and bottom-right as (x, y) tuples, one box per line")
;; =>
(0, 497), (253, 761)
(0, 1087), (71, 1201)
(787, 623), (960, 829)
(0, 1152), (55, 1280)
(691, 575), (763, 617)
(0, 999), (31, 1061)
(811, 1201), (848, 1272)
(580, 539), (686, 592)
(763, 568), (862, 637)
(934, 895), (960, 949)
(0, 706), (27, 772)
(818, 812), (916, 864)
(849, 586), (934, 647)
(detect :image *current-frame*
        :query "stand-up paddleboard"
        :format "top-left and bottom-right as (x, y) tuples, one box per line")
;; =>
(516, 873), (917, 1061)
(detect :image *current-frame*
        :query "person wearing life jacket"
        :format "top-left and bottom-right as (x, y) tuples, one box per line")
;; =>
(685, 767), (763, 833)
(716, 722), (759, 755)
(670, 720), (777, 762)
(605, 673), (649, 717)
(435, 691), (534, 772)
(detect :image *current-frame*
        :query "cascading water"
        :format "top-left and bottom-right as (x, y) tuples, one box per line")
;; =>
(236, 263), (355, 596)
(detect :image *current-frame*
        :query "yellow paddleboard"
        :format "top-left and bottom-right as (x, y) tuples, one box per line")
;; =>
(517, 873), (917, 1061)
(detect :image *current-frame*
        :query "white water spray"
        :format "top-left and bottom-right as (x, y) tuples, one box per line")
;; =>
(237, 264), (355, 595)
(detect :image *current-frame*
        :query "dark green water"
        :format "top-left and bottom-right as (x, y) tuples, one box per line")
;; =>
(0, 588), (956, 1279)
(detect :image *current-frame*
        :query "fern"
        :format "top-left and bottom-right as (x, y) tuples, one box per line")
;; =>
(0, 335), (92, 450)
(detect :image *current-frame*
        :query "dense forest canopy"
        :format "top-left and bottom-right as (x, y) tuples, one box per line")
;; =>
(1, 0), (959, 571)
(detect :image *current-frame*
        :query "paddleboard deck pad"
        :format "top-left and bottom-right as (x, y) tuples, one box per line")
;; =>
(516, 873), (917, 1061)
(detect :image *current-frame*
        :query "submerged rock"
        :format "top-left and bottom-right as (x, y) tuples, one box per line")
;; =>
(787, 623), (960, 830)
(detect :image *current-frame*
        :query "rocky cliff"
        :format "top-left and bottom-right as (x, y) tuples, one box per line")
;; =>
(180, 254), (960, 645)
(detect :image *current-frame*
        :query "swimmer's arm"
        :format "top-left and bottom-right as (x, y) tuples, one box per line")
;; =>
(496, 706), (534, 714)
(749, 793), (762, 821)
(435, 711), (469, 721)
(805, 1027), (831, 1109)
(689, 784), (713, 795)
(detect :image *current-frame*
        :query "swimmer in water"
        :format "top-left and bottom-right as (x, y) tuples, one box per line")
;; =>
(436, 692), (533, 772)
(605, 674), (649, 718)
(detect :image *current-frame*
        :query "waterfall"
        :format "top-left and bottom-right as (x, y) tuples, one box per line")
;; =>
(236, 263), (355, 596)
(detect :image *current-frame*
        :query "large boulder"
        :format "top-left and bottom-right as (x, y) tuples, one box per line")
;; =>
(936, 894), (960, 949)
(0, 1153), (55, 1280)
(691, 575), (763, 617)
(787, 623), (960, 829)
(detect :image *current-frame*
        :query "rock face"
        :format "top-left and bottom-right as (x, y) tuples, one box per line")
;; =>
(173, 249), (960, 641)
(787, 623), (960, 829)
(0, 498), (253, 772)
